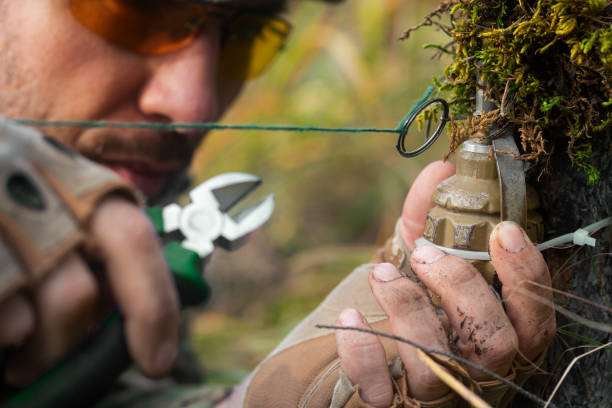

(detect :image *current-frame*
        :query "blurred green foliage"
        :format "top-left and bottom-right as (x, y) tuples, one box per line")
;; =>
(188, 0), (451, 384)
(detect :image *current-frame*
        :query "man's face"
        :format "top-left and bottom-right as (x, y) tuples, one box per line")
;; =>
(0, 0), (285, 197)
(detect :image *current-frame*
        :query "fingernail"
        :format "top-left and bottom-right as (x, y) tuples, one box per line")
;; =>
(496, 221), (526, 253)
(373, 263), (402, 282)
(155, 341), (178, 373)
(339, 308), (365, 326)
(412, 245), (445, 264)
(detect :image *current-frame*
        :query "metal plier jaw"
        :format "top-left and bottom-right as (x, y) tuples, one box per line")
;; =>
(161, 172), (275, 258)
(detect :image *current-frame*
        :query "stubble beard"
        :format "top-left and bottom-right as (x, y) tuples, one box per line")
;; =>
(0, 5), (51, 123)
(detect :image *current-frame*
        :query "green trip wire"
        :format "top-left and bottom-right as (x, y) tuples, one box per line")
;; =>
(13, 87), (435, 134)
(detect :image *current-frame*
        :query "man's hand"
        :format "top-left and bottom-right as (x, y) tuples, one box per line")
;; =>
(335, 161), (556, 407)
(0, 197), (180, 385)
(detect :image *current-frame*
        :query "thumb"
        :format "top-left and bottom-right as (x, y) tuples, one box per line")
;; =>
(400, 161), (455, 249)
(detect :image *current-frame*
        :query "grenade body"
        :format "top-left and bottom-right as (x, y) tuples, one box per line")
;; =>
(423, 139), (544, 284)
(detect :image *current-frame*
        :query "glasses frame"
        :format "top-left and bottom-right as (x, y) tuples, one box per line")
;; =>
(69, 0), (292, 80)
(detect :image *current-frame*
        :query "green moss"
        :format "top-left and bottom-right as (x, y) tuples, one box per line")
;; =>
(403, 0), (611, 183)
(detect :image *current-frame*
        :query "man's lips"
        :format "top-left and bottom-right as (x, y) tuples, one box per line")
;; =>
(102, 162), (172, 197)
(68, 129), (199, 197)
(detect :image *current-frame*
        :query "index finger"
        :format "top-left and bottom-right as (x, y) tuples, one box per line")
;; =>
(89, 197), (180, 377)
(400, 161), (455, 249)
(489, 221), (556, 360)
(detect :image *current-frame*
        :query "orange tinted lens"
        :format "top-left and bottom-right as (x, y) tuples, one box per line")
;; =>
(70, 0), (206, 55)
(220, 15), (291, 80)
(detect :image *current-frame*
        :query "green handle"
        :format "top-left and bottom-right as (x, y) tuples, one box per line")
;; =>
(147, 205), (210, 304)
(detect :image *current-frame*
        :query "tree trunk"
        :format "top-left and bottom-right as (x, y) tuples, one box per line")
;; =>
(516, 128), (612, 407)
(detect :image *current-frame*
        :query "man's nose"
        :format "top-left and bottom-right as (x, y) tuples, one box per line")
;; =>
(138, 28), (221, 124)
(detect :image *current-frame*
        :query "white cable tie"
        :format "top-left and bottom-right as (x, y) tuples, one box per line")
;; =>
(583, 216), (612, 233)
(572, 228), (596, 247)
(414, 237), (491, 260)
(414, 216), (610, 261)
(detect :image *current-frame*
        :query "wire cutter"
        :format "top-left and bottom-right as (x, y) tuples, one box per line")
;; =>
(147, 172), (275, 306)
(3, 172), (275, 408)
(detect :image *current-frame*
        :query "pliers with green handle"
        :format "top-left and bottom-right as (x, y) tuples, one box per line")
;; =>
(1, 172), (275, 408)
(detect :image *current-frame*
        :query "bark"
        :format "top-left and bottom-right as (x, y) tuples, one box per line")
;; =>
(516, 127), (612, 407)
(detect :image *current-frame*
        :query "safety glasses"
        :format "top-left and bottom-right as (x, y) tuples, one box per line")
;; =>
(69, 0), (292, 81)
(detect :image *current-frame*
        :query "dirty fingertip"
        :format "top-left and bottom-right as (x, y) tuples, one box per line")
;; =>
(412, 245), (445, 264)
(372, 263), (402, 282)
(338, 308), (366, 326)
(493, 221), (527, 253)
